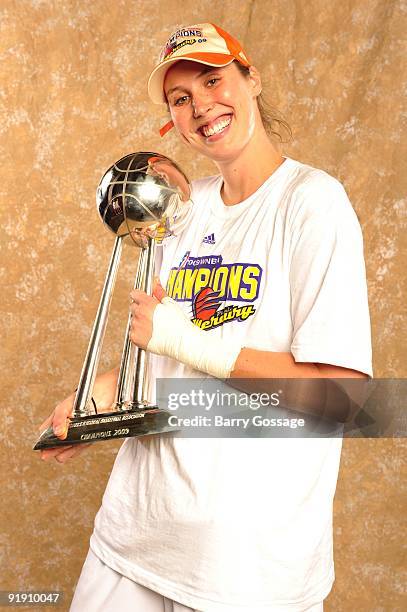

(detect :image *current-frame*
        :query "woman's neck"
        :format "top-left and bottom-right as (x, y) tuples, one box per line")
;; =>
(216, 130), (285, 206)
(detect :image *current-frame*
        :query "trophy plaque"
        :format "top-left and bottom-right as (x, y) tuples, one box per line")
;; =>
(34, 152), (192, 450)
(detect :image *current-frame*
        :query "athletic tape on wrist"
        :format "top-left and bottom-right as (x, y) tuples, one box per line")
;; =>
(147, 297), (241, 379)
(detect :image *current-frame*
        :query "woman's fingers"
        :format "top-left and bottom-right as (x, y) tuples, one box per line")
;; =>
(130, 280), (167, 304)
(54, 443), (92, 463)
(129, 289), (146, 305)
(130, 289), (159, 306)
(40, 446), (73, 461)
(51, 394), (76, 438)
(153, 278), (167, 302)
(38, 411), (55, 433)
(40, 442), (92, 463)
(37, 394), (76, 461)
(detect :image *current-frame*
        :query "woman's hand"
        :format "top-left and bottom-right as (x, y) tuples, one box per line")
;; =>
(129, 279), (166, 349)
(38, 392), (92, 464)
(37, 367), (120, 464)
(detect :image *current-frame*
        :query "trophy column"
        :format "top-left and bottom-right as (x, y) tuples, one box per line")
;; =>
(115, 237), (156, 410)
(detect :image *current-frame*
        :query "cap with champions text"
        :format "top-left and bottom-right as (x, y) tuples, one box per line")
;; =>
(147, 23), (251, 136)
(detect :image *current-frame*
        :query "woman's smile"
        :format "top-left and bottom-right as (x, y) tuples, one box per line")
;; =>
(197, 113), (233, 140)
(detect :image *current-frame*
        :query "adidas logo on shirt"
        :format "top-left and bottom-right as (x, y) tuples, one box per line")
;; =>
(202, 233), (216, 245)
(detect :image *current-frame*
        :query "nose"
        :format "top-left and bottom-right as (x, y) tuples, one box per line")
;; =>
(192, 94), (214, 118)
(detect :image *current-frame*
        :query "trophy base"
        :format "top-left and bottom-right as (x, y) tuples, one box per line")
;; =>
(33, 404), (176, 450)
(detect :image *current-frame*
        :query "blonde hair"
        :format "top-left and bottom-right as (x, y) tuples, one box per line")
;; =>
(234, 62), (293, 144)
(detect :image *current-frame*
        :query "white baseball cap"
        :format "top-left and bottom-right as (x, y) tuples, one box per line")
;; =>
(148, 23), (251, 136)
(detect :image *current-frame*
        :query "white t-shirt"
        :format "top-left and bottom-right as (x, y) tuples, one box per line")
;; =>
(90, 156), (372, 611)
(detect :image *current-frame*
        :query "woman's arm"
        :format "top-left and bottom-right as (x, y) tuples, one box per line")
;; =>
(130, 288), (369, 423)
(230, 348), (369, 423)
(232, 348), (367, 379)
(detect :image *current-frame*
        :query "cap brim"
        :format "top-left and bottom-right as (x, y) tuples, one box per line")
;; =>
(147, 54), (235, 104)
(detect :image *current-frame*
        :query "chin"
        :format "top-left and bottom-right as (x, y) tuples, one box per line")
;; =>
(204, 143), (248, 164)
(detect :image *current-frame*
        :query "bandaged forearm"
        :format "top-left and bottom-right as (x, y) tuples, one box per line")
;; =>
(147, 297), (242, 379)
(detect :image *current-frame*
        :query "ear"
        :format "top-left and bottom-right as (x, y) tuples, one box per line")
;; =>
(248, 65), (262, 98)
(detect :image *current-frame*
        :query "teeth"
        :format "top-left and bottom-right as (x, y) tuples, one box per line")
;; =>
(202, 116), (231, 138)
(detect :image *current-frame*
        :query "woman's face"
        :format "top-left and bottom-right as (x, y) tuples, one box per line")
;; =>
(163, 60), (262, 163)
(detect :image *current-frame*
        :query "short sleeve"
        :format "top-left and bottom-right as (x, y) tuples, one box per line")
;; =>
(288, 174), (373, 377)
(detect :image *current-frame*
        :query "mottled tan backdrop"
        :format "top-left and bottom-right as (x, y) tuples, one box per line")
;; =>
(1, 1), (405, 610)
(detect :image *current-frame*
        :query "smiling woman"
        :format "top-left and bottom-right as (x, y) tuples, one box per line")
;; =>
(165, 61), (292, 145)
(161, 59), (288, 203)
(44, 21), (373, 612)
(165, 63), (259, 160)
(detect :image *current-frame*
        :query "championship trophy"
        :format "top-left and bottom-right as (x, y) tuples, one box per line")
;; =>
(33, 152), (192, 450)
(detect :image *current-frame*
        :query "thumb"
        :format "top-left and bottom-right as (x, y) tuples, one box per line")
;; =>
(153, 277), (167, 302)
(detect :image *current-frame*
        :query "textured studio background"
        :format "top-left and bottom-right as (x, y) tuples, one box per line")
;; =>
(1, 1), (406, 610)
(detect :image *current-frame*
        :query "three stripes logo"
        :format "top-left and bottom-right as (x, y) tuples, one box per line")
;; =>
(202, 232), (215, 244)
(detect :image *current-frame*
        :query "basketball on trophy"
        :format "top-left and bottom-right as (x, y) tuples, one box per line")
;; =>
(96, 152), (193, 247)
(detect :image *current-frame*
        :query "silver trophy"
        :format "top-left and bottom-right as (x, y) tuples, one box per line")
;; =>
(34, 152), (192, 450)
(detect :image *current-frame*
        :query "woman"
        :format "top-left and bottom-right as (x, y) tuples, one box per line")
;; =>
(40, 23), (372, 612)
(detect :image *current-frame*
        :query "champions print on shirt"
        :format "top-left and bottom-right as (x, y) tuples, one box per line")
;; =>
(166, 252), (263, 331)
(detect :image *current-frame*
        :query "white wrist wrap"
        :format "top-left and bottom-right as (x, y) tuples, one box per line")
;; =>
(147, 297), (241, 379)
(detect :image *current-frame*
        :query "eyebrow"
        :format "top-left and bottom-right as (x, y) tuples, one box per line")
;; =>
(165, 66), (219, 97)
